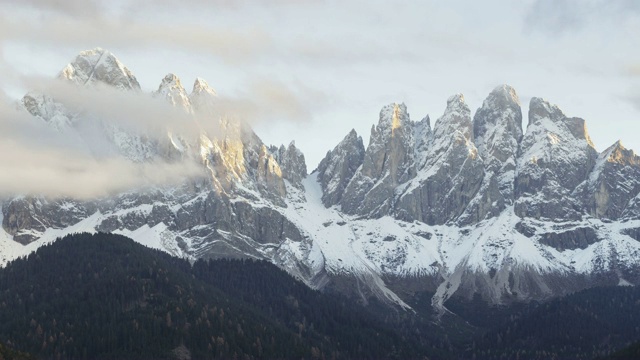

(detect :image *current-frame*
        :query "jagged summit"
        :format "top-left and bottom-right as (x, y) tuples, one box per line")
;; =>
(6, 65), (640, 315)
(600, 140), (640, 165)
(159, 73), (183, 88)
(375, 103), (411, 133)
(189, 77), (217, 113)
(59, 48), (140, 90)
(471, 85), (523, 209)
(434, 93), (473, 141)
(192, 77), (216, 96)
(155, 73), (191, 110)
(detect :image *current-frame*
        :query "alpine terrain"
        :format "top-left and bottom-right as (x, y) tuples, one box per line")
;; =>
(2, 48), (640, 316)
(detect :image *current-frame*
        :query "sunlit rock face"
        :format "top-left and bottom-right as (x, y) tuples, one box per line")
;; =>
(340, 103), (415, 217)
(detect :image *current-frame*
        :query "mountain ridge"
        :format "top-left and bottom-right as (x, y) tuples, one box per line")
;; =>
(2, 48), (640, 314)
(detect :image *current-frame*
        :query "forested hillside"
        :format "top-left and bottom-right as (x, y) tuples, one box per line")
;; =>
(1, 232), (639, 359)
(0, 233), (435, 359)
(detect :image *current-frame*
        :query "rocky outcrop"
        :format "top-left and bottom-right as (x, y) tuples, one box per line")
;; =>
(2, 197), (94, 244)
(537, 227), (600, 251)
(316, 129), (365, 207)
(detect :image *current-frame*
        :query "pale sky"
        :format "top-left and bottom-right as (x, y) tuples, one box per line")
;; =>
(1, 0), (639, 170)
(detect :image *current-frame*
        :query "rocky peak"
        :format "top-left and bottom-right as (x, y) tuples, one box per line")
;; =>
(368, 103), (411, 141)
(394, 94), (485, 225)
(155, 73), (191, 110)
(432, 94), (473, 143)
(581, 140), (640, 219)
(473, 85), (522, 162)
(362, 102), (413, 181)
(189, 78), (217, 113)
(472, 85), (523, 206)
(527, 97), (594, 146)
(340, 103), (415, 216)
(21, 92), (75, 130)
(515, 97), (598, 220)
(192, 78), (217, 96)
(601, 141), (640, 166)
(316, 129), (365, 207)
(59, 48), (140, 90)
(527, 97), (563, 127)
(273, 141), (308, 188)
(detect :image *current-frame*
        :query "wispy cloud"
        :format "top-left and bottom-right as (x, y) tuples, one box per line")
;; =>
(0, 140), (204, 199)
(0, 15), (273, 64)
(524, 0), (640, 35)
(215, 78), (329, 124)
(0, 66), (328, 199)
(627, 65), (640, 77)
(0, 0), (103, 16)
(0, 98), (205, 199)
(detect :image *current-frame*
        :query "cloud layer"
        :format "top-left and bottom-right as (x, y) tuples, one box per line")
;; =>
(0, 97), (206, 199)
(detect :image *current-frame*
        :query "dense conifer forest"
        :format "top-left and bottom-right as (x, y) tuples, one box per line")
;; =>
(0, 232), (639, 359)
(0, 233), (434, 359)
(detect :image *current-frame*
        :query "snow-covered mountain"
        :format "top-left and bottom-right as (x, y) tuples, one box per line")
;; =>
(2, 48), (640, 313)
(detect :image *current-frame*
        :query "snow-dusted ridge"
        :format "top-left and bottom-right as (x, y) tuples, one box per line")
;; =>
(2, 49), (640, 313)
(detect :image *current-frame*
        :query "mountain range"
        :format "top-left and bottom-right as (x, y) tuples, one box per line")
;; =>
(1, 48), (640, 314)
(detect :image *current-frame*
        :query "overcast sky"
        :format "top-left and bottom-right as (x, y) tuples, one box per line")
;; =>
(1, 0), (639, 170)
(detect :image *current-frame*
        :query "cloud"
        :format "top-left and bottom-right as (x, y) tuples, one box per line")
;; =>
(25, 78), (205, 139)
(21, 74), (326, 130)
(627, 65), (640, 77)
(0, 98), (205, 199)
(0, 15), (273, 64)
(215, 78), (329, 124)
(0, 0), (103, 16)
(0, 139), (204, 199)
(0, 66), (329, 199)
(622, 89), (640, 112)
(524, 0), (640, 35)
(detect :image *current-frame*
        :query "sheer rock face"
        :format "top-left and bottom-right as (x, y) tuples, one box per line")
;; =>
(473, 85), (523, 205)
(578, 141), (640, 219)
(514, 97), (598, 220)
(340, 103), (415, 217)
(395, 94), (485, 224)
(316, 130), (365, 207)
